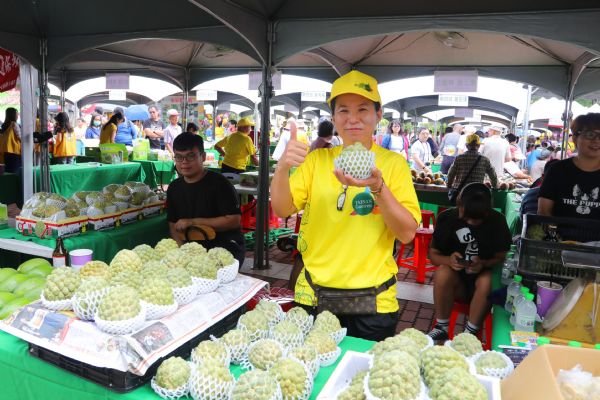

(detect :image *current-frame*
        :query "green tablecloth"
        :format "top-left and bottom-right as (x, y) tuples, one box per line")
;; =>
(0, 214), (169, 264)
(0, 332), (372, 400)
(133, 160), (177, 188)
(0, 172), (22, 205)
(491, 266), (511, 351)
(35, 162), (146, 198)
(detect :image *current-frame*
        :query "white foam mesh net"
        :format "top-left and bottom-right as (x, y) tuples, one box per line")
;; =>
(72, 288), (109, 320)
(287, 351), (319, 379)
(192, 276), (220, 294)
(142, 301), (179, 320)
(318, 346), (342, 367)
(150, 376), (189, 400)
(237, 321), (269, 343)
(41, 292), (73, 311)
(217, 260), (239, 284)
(241, 339), (286, 371)
(94, 304), (146, 335)
(268, 357), (314, 400)
(270, 330), (304, 352)
(231, 373), (283, 400)
(172, 284), (198, 305)
(188, 364), (234, 400)
(330, 328), (347, 345)
(284, 313), (313, 336)
(333, 150), (376, 180)
(363, 373), (427, 400)
(45, 199), (67, 209)
(191, 339), (231, 368)
(472, 350), (514, 379)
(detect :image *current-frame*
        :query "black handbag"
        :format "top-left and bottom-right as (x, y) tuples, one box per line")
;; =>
(304, 269), (396, 315)
(448, 156), (481, 205)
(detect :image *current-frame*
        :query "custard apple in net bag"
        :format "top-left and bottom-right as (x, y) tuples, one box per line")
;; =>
(155, 356), (191, 390)
(97, 285), (141, 321)
(231, 369), (279, 400)
(428, 367), (487, 400)
(333, 142), (375, 180)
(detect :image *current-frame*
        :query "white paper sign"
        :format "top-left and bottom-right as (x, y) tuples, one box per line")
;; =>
(196, 89), (218, 101)
(105, 73), (130, 90)
(455, 108), (474, 118)
(248, 71), (281, 90)
(108, 90), (126, 101)
(434, 70), (478, 92)
(301, 91), (326, 102)
(438, 94), (469, 107)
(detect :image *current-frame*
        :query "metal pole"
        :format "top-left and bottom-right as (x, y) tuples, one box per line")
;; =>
(253, 22), (274, 270)
(183, 68), (190, 128)
(521, 85), (532, 168)
(39, 39), (51, 193)
(561, 70), (573, 160)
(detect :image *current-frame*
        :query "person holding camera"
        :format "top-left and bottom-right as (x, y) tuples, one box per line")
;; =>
(427, 182), (511, 341)
(410, 128), (433, 173)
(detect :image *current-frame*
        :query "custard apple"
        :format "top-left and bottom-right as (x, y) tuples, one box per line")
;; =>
(73, 277), (109, 318)
(86, 192), (105, 205)
(189, 358), (234, 400)
(43, 267), (81, 301)
(155, 238), (179, 254)
(64, 205), (79, 218)
(103, 193), (116, 203)
(141, 261), (169, 278)
(450, 332), (483, 357)
(368, 350), (420, 400)
(155, 357), (191, 390)
(305, 331), (337, 355)
(111, 270), (143, 291)
(186, 255), (219, 279)
(271, 320), (302, 348)
(428, 368), (487, 400)
(369, 334), (421, 362)
(207, 247), (235, 267)
(109, 249), (142, 276)
(133, 244), (161, 263)
(97, 286), (141, 321)
(103, 184), (121, 194)
(167, 267), (192, 288)
(231, 369), (279, 400)
(65, 198), (77, 208)
(139, 278), (174, 306)
(130, 192), (146, 206)
(74, 277), (108, 297)
(399, 327), (430, 351)
(333, 142), (375, 180)
(475, 351), (508, 374)
(269, 358), (309, 400)
(312, 310), (342, 333)
(180, 242), (207, 257)
(73, 191), (91, 202)
(79, 261), (111, 280)
(46, 193), (67, 206)
(288, 344), (319, 376)
(161, 249), (191, 269)
(255, 299), (283, 325)
(238, 310), (270, 336)
(286, 306), (310, 322)
(221, 329), (251, 364)
(421, 346), (469, 386)
(192, 339), (229, 365)
(114, 186), (132, 200)
(33, 204), (61, 219)
(248, 339), (283, 370)
(337, 371), (367, 400)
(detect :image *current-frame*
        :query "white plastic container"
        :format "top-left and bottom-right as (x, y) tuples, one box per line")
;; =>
(504, 274), (523, 312)
(514, 292), (537, 332)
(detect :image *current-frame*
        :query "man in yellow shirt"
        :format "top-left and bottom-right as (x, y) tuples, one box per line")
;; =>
(271, 70), (421, 341)
(215, 117), (258, 174)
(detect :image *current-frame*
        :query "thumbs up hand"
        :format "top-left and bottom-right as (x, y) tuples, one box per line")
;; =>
(278, 119), (308, 171)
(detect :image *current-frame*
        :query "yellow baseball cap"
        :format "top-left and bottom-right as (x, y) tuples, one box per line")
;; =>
(466, 134), (481, 145)
(327, 70), (381, 108)
(237, 117), (254, 128)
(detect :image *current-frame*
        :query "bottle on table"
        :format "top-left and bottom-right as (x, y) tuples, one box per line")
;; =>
(514, 293), (536, 332)
(510, 286), (530, 326)
(52, 237), (68, 267)
(505, 274), (523, 312)
(501, 253), (517, 286)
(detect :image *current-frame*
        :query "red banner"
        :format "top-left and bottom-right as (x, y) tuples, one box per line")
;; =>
(0, 48), (19, 93)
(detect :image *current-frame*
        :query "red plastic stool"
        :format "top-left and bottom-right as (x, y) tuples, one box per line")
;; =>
(420, 210), (436, 228)
(433, 301), (493, 350)
(396, 227), (437, 284)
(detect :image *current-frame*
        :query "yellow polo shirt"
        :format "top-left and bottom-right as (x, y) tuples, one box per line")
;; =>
(53, 130), (76, 157)
(218, 131), (256, 171)
(290, 144), (421, 313)
(100, 123), (117, 144)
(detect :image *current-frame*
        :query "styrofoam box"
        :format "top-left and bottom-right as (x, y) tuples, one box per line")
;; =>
(317, 350), (501, 400)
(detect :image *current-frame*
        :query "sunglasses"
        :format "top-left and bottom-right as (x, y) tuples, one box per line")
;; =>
(174, 153), (199, 162)
(337, 185), (348, 211)
(577, 130), (600, 140)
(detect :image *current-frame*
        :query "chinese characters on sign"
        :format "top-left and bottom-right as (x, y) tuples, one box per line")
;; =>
(434, 70), (478, 93)
(438, 95), (469, 107)
(105, 73), (130, 90)
(0, 49), (19, 92)
(301, 91), (327, 102)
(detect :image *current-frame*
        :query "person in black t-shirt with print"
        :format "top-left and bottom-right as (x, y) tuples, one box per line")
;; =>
(427, 183), (511, 342)
(538, 113), (600, 220)
(167, 133), (245, 265)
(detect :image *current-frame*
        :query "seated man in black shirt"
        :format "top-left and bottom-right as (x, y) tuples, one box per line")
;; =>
(427, 183), (511, 342)
(167, 133), (245, 265)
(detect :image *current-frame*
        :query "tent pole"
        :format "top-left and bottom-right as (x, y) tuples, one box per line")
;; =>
(521, 85), (532, 165)
(183, 68), (190, 128)
(253, 22), (274, 270)
(39, 39), (51, 193)
(19, 60), (37, 204)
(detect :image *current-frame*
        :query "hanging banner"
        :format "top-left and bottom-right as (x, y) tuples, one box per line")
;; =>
(196, 89), (217, 101)
(0, 49), (19, 92)
(434, 70), (478, 92)
(105, 73), (130, 90)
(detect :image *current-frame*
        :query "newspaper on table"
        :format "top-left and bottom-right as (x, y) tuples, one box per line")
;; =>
(0, 274), (267, 376)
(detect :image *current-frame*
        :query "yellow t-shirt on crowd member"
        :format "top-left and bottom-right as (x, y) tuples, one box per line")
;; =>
(215, 126), (225, 140)
(4, 126), (21, 155)
(290, 144), (421, 313)
(53, 130), (76, 157)
(100, 123), (117, 144)
(218, 131), (256, 171)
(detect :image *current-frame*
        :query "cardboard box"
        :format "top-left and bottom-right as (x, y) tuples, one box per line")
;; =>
(119, 207), (142, 225)
(16, 215), (88, 238)
(141, 201), (165, 219)
(317, 350), (501, 400)
(501, 344), (600, 400)
(87, 212), (120, 231)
